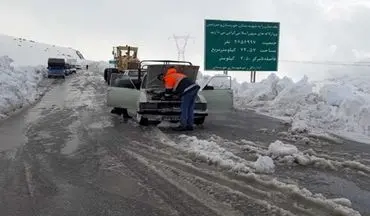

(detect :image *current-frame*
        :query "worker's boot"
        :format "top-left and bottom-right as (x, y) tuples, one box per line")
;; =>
(186, 126), (194, 131)
(172, 125), (187, 131)
(111, 108), (120, 115)
(122, 113), (132, 123)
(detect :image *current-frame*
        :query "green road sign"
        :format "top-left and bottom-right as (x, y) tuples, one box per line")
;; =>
(204, 19), (280, 71)
(109, 60), (116, 64)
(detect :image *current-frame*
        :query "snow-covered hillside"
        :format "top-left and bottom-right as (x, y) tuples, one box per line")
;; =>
(233, 70), (370, 143)
(0, 34), (84, 67)
(0, 34), (86, 120)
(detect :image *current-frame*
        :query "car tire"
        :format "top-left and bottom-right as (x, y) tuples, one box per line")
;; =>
(139, 117), (149, 126)
(104, 69), (108, 82)
(137, 114), (149, 126)
(194, 117), (205, 125)
(104, 68), (113, 82)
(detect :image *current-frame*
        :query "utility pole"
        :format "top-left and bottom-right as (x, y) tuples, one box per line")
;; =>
(169, 34), (195, 61)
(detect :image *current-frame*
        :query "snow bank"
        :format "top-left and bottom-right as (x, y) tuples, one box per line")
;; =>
(0, 56), (47, 119)
(234, 72), (370, 143)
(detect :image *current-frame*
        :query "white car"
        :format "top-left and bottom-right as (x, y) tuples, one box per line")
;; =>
(106, 60), (234, 125)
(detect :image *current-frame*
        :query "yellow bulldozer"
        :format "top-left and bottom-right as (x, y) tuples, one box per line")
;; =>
(104, 45), (141, 84)
(113, 45), (140, 70)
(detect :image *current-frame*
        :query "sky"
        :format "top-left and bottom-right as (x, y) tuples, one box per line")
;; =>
(1, 0), (370, 82)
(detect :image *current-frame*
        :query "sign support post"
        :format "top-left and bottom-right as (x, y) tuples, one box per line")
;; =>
(250, 71), (256, 83)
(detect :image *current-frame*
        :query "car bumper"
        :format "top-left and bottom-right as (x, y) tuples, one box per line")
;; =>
(138, 110), (208, 121)
(48, 72), (65, 76)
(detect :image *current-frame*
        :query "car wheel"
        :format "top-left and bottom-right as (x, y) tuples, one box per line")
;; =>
(107, 71), (112, 85)
(104, 69), (108, 82)
(137, 114), (149, 126)
(194, 117), (205, 125)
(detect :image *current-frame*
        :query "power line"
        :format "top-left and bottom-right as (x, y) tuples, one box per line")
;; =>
(280, 59), (370, 67)
(168, 34), (195, 61)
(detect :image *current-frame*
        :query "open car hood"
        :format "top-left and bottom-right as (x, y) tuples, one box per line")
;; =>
(144, 64), (200, 89)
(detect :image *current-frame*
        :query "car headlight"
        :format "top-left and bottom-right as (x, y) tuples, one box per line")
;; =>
(195, 103), (207, 110)
(140, 103), (157, 110)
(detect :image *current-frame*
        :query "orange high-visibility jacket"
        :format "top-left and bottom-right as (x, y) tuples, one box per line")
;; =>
(163, 68), (197, 96)
(163, 68), (186, 89)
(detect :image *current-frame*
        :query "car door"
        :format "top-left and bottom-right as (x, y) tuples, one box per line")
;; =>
(200, 75), (234, 112)
(106, 73), (140, 113)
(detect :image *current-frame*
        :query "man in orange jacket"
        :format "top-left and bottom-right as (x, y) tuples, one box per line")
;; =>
(161, 67), (200, 131)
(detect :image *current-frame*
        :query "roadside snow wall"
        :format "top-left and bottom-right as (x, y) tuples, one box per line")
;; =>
(234, 72), (370, 142)
(0, 56), (47, 119)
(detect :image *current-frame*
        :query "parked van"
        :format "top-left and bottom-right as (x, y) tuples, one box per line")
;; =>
(47, 58), (68, 78)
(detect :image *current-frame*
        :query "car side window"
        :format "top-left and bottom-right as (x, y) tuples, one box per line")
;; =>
(110, 73), (136, 89)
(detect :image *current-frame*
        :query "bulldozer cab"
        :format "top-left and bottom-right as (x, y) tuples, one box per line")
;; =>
(112, 45), (140, 70)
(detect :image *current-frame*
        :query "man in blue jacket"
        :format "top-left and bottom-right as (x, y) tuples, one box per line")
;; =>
(160, 67), (200, 131)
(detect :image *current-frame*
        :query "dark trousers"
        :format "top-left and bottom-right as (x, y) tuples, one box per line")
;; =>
(180, 86), (200, 127)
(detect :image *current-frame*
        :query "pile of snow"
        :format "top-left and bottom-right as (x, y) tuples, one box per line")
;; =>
(268, 140), (298, 157)
(168, 135), (276, 174)
(176, 135), (252, 172)
(234, 71), (370, 142)
(266, 140), (370, 174)
(253, 155), (275, 173)
(0, 56), (47, 119)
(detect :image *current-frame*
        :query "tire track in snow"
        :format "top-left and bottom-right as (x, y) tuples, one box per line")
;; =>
(147, 127), (370, 215)
(98, 125), (361, 216)
(98, 133), (223, 216)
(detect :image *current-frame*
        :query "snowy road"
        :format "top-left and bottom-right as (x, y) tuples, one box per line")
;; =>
(0, 69), (369, 216)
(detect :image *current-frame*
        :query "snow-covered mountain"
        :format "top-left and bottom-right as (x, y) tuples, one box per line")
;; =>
(0, 34), (87, 119)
